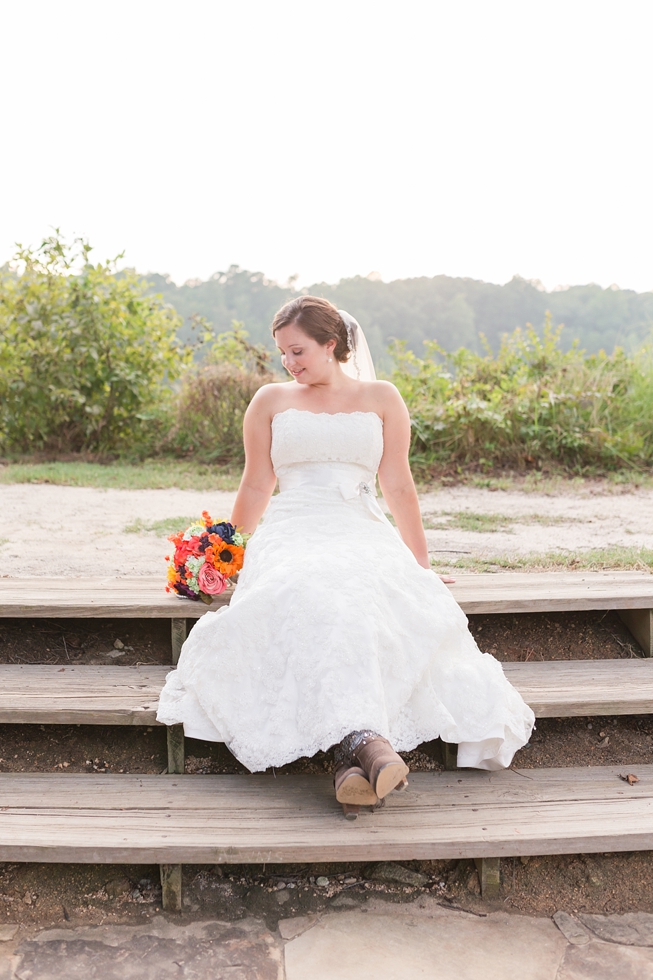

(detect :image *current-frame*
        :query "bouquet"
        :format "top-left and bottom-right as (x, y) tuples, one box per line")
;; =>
(165, 511), (246, 603)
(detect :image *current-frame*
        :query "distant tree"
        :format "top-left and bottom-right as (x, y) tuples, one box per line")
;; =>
(147, 266), (292, 351)
(143, 267), (653, 364)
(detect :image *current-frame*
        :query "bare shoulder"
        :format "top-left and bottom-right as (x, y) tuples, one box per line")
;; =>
(365, 380), (407, 418)
(247, 381), (294, 419)
(368, 379), (403, 401)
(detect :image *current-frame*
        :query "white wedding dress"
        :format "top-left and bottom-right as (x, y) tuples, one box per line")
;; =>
(157, 409), (535, 772)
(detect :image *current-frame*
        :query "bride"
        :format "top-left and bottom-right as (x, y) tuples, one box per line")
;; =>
(157, 296), (535, 818)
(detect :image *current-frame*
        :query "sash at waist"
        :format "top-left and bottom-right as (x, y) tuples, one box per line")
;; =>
(275, 462), (390, 524)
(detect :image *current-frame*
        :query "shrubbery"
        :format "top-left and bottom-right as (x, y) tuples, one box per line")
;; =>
(0, 235), (187, 454)
(165, 326), (275, 461)
(391, 316), (653, 475)
(2, 236), (651, 477)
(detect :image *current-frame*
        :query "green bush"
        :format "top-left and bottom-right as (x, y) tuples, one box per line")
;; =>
(391, 316), (653, 475)
(0, 234), (187, 454)
(165, 325), (276, 461)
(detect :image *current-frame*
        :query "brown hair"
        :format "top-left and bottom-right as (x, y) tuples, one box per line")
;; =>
(271, 296), (350, 362)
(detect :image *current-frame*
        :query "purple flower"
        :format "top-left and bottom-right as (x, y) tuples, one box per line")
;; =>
(207, 521), (236, 544)
(174, 581), (200, 600)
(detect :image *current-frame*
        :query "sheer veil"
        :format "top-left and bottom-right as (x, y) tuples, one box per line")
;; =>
(338, 310), (376, 382)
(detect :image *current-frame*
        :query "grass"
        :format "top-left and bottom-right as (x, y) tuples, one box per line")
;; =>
(0, 460), (242, 491)
(416, 470), (653, 496)
(423, 510), (580, 533)
(431, 546), (653, 575)
(124, 516), (199, 536)
(520, 472), (653, 494)
(1, 457), (650, 496)
(424, 511), (513, 533)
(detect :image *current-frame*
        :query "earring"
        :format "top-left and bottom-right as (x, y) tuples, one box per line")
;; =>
(327, 357), (333, 362)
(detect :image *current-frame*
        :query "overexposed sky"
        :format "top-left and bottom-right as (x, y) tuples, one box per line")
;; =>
(1, 0), (652, 291)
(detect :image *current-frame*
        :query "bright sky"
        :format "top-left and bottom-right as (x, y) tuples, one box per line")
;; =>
(1, 1), (652, 291)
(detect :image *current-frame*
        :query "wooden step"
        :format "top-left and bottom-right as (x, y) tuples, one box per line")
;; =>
(1, 571), (651, 619)
(3, 572), (651, 661)
(2, 659), (652, 727)
(0, 665), (168, 725)
(0, 767), (651, 864)
(0, 578), (226, 619)
(502, 659), (653, 717)
(448, 570), (653, 615)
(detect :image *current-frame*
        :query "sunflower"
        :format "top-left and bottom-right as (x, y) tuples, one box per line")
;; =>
(166, 564), (182, 591)
(211, 540), (245, 577)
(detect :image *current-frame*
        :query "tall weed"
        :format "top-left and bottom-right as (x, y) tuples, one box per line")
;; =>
(391, 316), (653, 475)
(166, 326), (277, 461)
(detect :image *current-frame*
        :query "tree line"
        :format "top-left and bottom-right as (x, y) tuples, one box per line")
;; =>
(147, 266), (653, 367)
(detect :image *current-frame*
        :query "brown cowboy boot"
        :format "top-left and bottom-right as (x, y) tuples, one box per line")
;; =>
(351, 735), (409, 800)
(334, 763), (378, 819)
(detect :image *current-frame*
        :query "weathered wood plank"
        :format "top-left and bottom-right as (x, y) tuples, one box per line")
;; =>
(0, 571), (651, 619)
(0, 578), (229, 619)
(0, 665), (169, 725)
(449, 571), (653, 614)
(502, 658), (653, 717)
(3, 766), (650, 808)
(0, 769), (651, 863)
(2, 659), (653, 727)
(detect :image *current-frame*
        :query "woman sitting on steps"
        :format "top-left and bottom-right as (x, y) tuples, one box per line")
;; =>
(157, 296), (535, 818)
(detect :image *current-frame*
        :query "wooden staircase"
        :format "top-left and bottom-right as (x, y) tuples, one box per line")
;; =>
(1, 572), (652, 910)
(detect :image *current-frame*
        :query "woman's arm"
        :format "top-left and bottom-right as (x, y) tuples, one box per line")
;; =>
(229, 387), (278, 533)
(377, 385), (431, 568)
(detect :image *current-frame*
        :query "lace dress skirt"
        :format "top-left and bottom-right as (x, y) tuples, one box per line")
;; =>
(157, 479), (535, 773)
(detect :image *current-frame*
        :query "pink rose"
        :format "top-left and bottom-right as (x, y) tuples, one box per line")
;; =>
(198, 563), (228, 595)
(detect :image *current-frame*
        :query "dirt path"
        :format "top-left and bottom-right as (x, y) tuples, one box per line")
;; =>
(419, 485), (653, 561)
(1, 482), (653, 577)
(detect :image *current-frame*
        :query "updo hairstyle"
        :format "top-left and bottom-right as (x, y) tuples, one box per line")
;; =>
(271, 296), (350, 363)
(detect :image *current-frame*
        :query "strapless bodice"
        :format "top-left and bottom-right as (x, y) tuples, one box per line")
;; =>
(271, 408), (384, 471)
(270, 408), (387, 522)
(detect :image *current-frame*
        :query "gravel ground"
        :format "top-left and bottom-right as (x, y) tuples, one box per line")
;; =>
(2, 481), (653, 577)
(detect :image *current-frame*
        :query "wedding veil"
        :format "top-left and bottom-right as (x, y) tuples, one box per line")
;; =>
(337, 310), (376, 382)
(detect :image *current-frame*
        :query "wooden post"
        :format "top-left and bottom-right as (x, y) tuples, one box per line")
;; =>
(160, 864), (182, 912)
(167, 724), (185, 775)
(424, 738), (459, 770)
(475, 857), (500, 899)
(171, 618), (187, 665)
(161, 724), (185, 911)
(618, 608), (653, 657)
(442, 740), (458, 771)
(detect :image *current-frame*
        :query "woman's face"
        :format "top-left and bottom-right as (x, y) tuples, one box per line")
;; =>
(274, 323), (336, 384)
